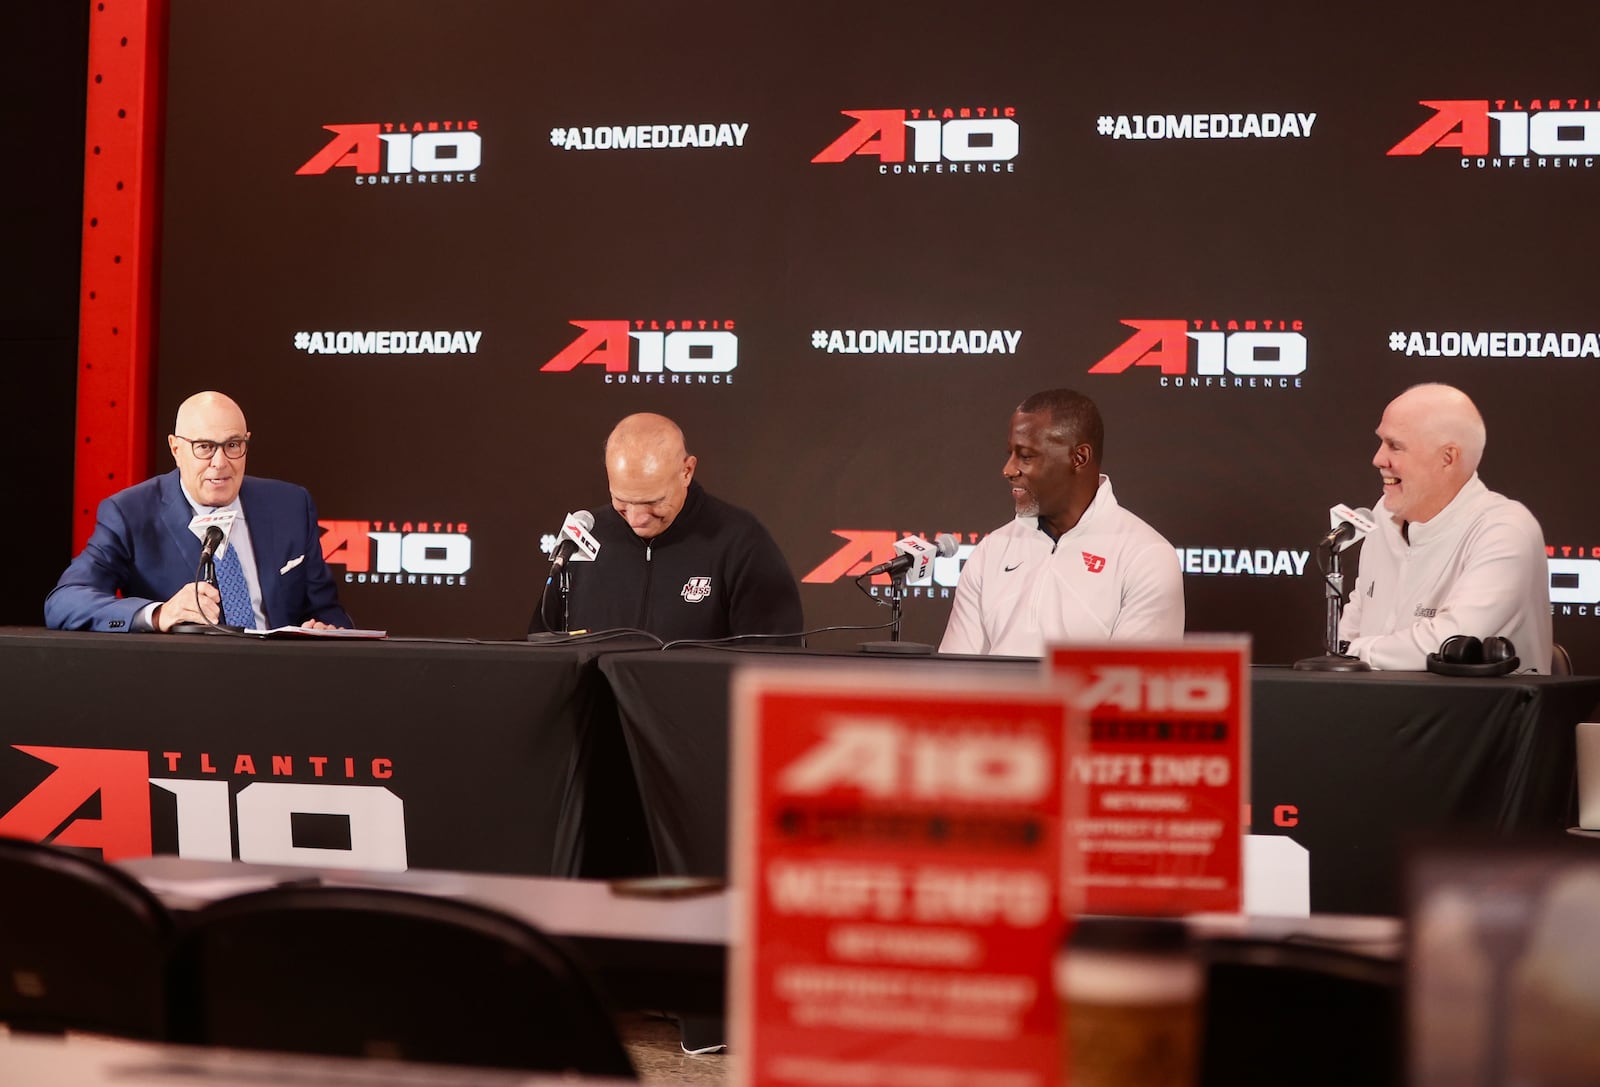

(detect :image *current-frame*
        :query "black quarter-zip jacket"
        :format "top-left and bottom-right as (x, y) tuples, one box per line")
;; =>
(530, 481), (803, 642)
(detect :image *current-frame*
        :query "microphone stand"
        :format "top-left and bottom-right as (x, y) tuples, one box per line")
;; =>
(526, 558), (578, 645)
(171, 547), (241, 635)
(1293, 540), (1369, 671)
(860, 568), (936, 655)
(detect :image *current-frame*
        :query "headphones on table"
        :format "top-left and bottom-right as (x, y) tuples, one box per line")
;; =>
(1426, 634), (1519, 677)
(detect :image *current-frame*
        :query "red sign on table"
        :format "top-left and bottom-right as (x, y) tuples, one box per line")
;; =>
(1048, 638), (1249, 916)
(732, 669), (1073, 1087)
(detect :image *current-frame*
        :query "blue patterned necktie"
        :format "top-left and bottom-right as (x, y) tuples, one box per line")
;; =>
(215, 540), (255, 628)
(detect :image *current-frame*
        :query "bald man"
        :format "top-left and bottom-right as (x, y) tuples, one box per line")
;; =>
(45, 391), (351, 632)
(1339, 383), (1550, 671)
(529, 413), (802, 642)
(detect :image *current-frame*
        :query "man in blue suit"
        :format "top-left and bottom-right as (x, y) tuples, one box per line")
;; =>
(45, 391), (352, 633)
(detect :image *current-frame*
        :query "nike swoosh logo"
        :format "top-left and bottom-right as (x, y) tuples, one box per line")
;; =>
(1003, 562), (1024, 572)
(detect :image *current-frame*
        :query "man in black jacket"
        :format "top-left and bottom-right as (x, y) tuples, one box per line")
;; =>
(530, 412), (802, 643)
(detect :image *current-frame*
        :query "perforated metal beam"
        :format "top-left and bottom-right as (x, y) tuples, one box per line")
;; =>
(75, 0), (167, 549)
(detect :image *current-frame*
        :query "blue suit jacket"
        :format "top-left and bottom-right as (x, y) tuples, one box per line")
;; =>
(44, 470), (353, 632)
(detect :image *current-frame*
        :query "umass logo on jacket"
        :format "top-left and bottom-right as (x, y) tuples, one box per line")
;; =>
(681, 576), (713, 603)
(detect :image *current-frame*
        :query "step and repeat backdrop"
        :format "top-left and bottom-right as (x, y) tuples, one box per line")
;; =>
(153, 2), (1600, 661)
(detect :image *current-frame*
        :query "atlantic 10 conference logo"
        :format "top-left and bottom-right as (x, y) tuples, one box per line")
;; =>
(1388, 98), (1599, 170)
(296, 119), (481, 185)
(812, 105), (1018, 176)
(0, 744), (405, 870)
(1089, 319), (1306, 389)
(803, 530), (982, 599)
(540, 319), (737, 385)
(1549, 545), (1600, 618)
(320, 520), (472, 587)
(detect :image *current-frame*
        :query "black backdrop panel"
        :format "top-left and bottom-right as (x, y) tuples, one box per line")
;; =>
(155, 2), (1600, 662)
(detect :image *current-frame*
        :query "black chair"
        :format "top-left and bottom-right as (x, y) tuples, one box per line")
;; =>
(1200, 938), (1402, 1087)
(0, 836), (173, 1038)
(167, 885), (636, 1078)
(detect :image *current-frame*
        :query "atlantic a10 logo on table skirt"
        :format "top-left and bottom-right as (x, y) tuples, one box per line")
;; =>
(812, 105), (1019, 176)
(296, 119), (482, 186)
(1389, 99), (1600, 170)
(803, 530), (982, 599)
(1089, 318), (1307, 390)
(0, 744), (406, 871)
(320, 519), (472, 587)
(540, 319), (738, 385)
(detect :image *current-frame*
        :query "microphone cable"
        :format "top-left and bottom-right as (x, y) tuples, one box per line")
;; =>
(661, 617), (903, 652)
(526, 626), (667, 648)
(178, 538), (251, 637)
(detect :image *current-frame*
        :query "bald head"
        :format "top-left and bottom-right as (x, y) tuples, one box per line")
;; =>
(169, 391), (250, 508)
(1390, 384), (1486, 472)
(175, 391), (246, 437)
(1372, 383), (1485, 524)
(605, 413), (697, 539)
(606, 413), (688, 472)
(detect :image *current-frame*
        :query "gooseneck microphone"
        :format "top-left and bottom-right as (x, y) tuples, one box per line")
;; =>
(173, 515), (244, 635)
(857, 534), (962, 655)
(550, 510), (599, 569)
(1321, 505), (1376, 552)
(861, 533), (961, 579)
(528, 511), (603, 640)
(1294, 502), (1374, 671)
(198, 524), (226, 562)
(198, 525), (225, 590)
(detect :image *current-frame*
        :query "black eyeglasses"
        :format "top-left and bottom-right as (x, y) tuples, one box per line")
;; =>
(173, 435), (250, 460)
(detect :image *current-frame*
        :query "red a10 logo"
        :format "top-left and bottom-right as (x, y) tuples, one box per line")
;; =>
(297, 123), (482, 175)
(812, 109), (1020, 164)
(0, 746), (406, 870)
(1388, 100), (1600, 157)
(541, 321), (739, 373)
(1089, 320), (1307, 376)
(319, 522), (472, 575)
(778, 719), (1051, 802)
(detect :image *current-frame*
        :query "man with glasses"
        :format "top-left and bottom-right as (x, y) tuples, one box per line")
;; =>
(45, 391), (351, 632)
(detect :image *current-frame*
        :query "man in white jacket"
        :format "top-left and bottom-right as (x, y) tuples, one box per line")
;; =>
(940, 388), (1184, 656)
(1339, 383), (1551, 672)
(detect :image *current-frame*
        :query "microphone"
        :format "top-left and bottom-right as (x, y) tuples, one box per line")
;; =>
(199, 525), (225, 563)
(549, 510), (600, 569)
(188, 510), (238, 590)
(862, 533), (960, 580)
(1321, 505), (1376, 552)
(188, 509), (238, 544)
(178, 510), (241, 634)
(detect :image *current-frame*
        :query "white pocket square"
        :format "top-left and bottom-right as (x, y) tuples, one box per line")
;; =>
(279, 555), (305, 575)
